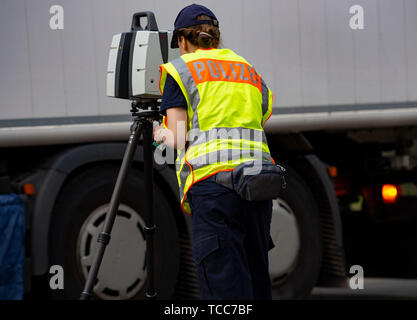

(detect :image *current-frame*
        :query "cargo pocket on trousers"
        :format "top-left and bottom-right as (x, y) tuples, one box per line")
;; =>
(192, 234), (220, 299)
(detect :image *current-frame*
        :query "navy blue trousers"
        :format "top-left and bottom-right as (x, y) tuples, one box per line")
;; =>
(188, 175), (273, 300)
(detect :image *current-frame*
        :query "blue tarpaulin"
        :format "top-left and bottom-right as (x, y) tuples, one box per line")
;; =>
(0, 194), (25, 300)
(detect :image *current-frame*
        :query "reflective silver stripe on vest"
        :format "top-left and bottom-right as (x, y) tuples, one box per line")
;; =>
(189, 150), (272, 171)
(176, 149), (188, 199)
(176, 148), (186, 172)
(171, 58), (201, 129)
(176, 127), (268, 199)
(187, 127), (268, 148)
(261, 78), (269, 118)
(179, 163), (191, 199)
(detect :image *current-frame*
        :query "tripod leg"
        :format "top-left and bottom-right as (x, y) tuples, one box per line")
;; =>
(142, 119), (157, 299)
(80, 121), (143, 300)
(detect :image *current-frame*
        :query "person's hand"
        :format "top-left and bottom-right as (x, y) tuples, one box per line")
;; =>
(153, 125), (165, 144)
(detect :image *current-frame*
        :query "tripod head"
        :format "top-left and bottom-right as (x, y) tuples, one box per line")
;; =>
(130, 99), (161, 120)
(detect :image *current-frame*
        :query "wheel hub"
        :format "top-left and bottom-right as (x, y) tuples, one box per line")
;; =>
(77, 204), (147, 300)
(269, 198), (301, 286)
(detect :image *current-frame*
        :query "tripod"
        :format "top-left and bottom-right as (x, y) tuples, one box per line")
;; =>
(80, 99), (160, 300)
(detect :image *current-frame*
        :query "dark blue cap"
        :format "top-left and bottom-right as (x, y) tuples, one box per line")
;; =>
(171, 4), (219, 48)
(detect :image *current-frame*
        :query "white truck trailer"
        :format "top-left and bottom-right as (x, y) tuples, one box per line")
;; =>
(1, 0), (416, 299)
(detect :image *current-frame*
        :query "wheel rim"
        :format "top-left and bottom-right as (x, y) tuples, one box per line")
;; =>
(269, 198), (301, 286)
(77, 204), (147, 300)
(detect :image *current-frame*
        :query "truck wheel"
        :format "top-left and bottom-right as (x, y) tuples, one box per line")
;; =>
(49, 164), (179, 300)
(269, 166), (322, 299)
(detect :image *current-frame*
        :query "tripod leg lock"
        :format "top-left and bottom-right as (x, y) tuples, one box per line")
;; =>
(97, 232), (111, 245)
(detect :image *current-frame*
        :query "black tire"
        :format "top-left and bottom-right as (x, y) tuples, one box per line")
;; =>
(271, 165), (322, 299)
(49, 164), (180, 300)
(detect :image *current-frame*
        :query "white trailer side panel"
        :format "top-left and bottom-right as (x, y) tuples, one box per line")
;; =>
(405, 0), (417, 101)
(61, 0), (98, 116)
(325, 0), (356, 105)
(0, 0), (33, 118)
(378, 0), (407, 103)
(352, 0), (381, 104)
(0, 0), (416, 146)
(24, 0), (67, 118)
(270, 0), (303, 107)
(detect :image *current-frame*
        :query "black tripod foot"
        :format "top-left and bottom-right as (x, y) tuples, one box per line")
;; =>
(80, 292), (92, 300)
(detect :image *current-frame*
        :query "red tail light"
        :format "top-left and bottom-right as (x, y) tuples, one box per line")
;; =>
(382, 184), (398, 203)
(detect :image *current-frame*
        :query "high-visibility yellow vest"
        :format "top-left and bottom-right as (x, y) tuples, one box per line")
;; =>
(159, 48), (274, 214)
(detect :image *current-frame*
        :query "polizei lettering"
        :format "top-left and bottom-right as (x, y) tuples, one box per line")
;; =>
(187, 59), (262, 92)
(163, 304), (199, 318)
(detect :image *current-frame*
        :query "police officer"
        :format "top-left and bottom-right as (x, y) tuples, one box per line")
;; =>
(153, 4), (275, 300)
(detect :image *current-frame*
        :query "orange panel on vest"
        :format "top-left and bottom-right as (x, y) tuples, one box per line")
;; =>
(186, 59), (262, 93)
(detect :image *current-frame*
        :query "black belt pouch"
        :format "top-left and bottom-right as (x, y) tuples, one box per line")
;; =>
(232, 161), (286, 201)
